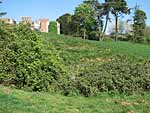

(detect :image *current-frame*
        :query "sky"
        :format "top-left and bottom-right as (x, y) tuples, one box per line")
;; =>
(1, 0), (150, 26)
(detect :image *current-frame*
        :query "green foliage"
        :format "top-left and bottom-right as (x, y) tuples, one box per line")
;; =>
(43, 33), (150, 62)
(42, 33), (150, 96)
(0, 24), (66, 91)
(48, 21), (57, 34)
(144, 28), (150, 44)
(56, 0), (132, 41)
(57, 1), (101, 40)
(89, 31), (100, 40)
(75, 3), (95, 17)
(133, 9), (147, 43)
(75, 3), (96, 39)
(108, 0), (130, 40)
(84, 0), (104, 40)
(57, 13), (72, 35)
(0, 86), (150, 113)
(61, 55), (150, 96)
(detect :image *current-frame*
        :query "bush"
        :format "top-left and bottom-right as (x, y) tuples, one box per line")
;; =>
(60, 55), (150, 96)
(103, 36), (114, 42)
(48, 21), (57, 34)
(0, 24), (66, 91)
(88, 31), (100, 41)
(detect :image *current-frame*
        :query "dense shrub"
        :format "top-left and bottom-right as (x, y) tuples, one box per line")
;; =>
(110, 33), (131, 41)
(0, 24), (66, 91)
(48, 21), (57, 34)
(133, 9), (147, 43)
(61, 55), (150, 96)
(88, 31), (100, 41)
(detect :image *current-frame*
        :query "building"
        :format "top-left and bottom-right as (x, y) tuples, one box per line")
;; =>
(33, 20), (40, 31)
(0, 18), (16, 24)
(21, 16), (32, 24)
(1, 16), (58, 34)
(107, 20), (133, 34)
(57, 21), (60, 35)
(38, 18), (49, 32)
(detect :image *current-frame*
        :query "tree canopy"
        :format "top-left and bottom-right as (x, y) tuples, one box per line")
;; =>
(133, 9), (147, 43)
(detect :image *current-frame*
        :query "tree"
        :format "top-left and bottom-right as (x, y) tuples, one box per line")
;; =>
(57, 13), (72, 35)
(70, 14), (86, 37)
(101, 0), (112, 40)
(48, 21), (57, 34)
(110, 0), (129, 41)
(57, 1), (102, 40)
(84, 0), (104, 40)
(75, 3), (95, 39)
(133, 9), (147, 43)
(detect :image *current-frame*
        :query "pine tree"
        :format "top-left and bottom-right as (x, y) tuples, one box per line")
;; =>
(133, 9), (147, 43)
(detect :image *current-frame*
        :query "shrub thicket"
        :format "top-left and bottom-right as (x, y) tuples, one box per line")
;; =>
(61, 55), (150, 96)
(0, 24), (66, 91)
(48, 21), (57, 34)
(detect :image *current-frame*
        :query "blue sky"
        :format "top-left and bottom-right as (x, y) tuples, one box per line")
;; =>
(1, 0), (150, 26)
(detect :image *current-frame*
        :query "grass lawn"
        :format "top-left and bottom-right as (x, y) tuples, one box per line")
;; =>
(0, 85), (150, 113)
(42, 33), (150, 65)
(42, 33), (150, 73)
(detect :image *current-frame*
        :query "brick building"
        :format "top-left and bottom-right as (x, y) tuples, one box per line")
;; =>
(38, 18), (49, 32)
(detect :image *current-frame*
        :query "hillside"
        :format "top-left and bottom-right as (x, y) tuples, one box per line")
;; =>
(43, 33), (150, 63)
(1, 33), (150, 113)
(0, 85), (150, 113)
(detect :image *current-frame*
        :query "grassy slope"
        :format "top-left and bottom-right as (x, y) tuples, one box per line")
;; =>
(42, 33), (150, 73)
(42, 33), (150, 64)
(1, 33), (150, 113)
(0, 86), (150, 113)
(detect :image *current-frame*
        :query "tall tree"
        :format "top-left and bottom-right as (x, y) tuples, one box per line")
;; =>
(110, 0), (129, 41)
(101, 0), (112, 40)
(57, 13), (72, 35)
(75, 3), (95, 39)
(84, 0), (104, 40)
(133, 9), (147, 43)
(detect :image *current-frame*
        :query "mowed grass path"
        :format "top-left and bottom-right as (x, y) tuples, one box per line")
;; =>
(0, 86), (150, 113)
(42, 33), (150, 64)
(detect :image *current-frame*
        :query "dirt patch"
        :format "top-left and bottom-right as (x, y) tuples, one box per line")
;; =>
(2, 87), (13, 95)
(115, 99), (149, 107)
(65, 45), (95, 50)
(80, 57), (112, 63)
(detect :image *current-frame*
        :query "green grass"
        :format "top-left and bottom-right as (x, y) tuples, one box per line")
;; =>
(42, 33), (150, 65)
(0, 85), (150, 113)
(42, 33), (150, 73)
(1, 33), (150, 113)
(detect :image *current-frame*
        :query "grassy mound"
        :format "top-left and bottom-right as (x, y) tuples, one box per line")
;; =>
(42, 33), (150, 96)
(42, 33), (150, 65)
(1, 28), (150, 95)
(0, 85), (149, 113)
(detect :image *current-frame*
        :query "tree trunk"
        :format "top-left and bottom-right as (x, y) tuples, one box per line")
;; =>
(97, 16), (102, 41)
(115, 13), (118, 41)
(98, 26), (101, 41)
(83, 27), (86, 40)
(102, 14), (109, 40)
